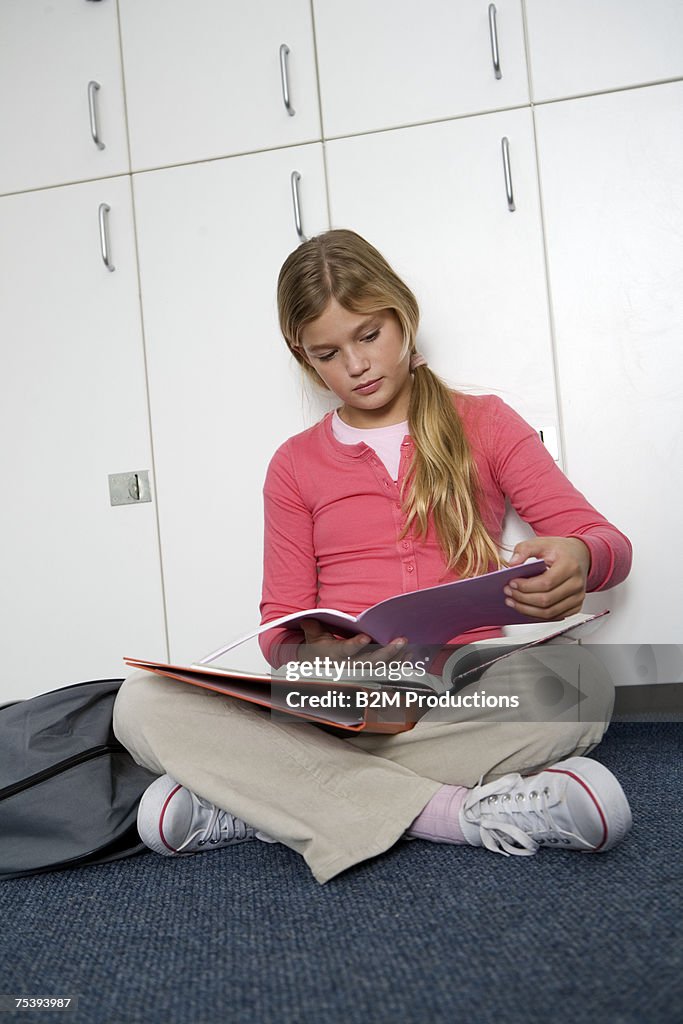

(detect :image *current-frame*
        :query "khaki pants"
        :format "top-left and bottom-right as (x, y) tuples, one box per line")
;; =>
(113, 645), (615, 884)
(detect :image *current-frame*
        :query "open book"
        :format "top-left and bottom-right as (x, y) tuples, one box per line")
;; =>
(124, 612), (609, 735)
(125, 561), (609, 733)
(198, 559), (550, 664)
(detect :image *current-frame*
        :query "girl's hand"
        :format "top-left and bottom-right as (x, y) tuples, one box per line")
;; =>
(504, 537), (592, 620)
(296, 617), (408, 666)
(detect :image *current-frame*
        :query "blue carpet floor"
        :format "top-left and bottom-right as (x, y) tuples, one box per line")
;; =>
(1, 721), (681, 1024)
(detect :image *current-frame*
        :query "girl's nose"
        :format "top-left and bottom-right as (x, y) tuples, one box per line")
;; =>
(345, 351), (371, 375)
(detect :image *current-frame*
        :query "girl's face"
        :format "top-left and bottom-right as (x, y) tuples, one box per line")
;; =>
(298, 298), (413, 428)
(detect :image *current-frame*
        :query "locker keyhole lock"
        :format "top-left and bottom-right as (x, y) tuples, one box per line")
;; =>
(537, 426), (560, 463)
(108, 471), (152, 506)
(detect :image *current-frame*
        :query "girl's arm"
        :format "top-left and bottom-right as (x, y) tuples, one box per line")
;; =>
(259, 441), (318, 668)
(485, 396), (632, 620)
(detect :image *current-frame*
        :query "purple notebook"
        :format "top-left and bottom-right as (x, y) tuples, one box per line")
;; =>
(199, 559), (549, 664)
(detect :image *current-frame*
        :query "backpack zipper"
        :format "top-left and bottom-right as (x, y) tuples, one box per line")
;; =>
(0, 744), (122, 802)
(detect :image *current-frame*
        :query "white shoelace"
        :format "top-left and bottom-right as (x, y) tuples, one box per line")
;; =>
(461, 774), (583, 857)
(177, 802), (254, 852)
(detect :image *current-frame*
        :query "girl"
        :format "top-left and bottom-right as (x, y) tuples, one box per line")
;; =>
(114, 230), (633, 883)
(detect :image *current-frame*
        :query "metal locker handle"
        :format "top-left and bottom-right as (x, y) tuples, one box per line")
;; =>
(279, 44), (295, 116)
(88, 80), (106, 150)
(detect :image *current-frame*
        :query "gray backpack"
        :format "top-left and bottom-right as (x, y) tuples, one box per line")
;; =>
(0, 678), (158, 880)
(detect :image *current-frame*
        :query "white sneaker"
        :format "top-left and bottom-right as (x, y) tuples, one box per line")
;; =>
(459, 756), (632, 856)
(137, 775), (275, 856)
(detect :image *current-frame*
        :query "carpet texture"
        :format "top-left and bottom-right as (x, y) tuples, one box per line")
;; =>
(0, 722), (681, 1024)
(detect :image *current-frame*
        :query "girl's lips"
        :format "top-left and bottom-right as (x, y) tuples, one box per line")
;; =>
(353, 378), (382, 395)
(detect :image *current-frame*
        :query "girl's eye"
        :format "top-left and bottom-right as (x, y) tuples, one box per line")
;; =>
(315, 328), (378, 361)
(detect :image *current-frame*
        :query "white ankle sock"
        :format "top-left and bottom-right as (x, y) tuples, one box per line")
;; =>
(406, 784), (470, 844)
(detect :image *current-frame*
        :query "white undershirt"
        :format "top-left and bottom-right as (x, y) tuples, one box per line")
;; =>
(331, 409), (409, 482)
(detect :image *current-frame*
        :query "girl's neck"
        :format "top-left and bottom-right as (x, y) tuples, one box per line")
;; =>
(334, 408), (407, 431)
(337, 394), (411, 429)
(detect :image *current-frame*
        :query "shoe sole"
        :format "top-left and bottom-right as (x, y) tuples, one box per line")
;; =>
(544, 756), (633, 852)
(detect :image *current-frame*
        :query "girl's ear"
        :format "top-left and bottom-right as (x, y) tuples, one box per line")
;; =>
(293, 344), (313, 368)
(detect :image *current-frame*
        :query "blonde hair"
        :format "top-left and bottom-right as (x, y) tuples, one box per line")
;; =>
(277, 229), (503, 578)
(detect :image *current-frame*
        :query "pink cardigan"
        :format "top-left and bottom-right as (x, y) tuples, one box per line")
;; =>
(259, 393), (632, 667)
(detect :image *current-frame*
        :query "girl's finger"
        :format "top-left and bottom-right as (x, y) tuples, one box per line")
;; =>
(372, 638), (408, 661)
(505, 586), (573, 610)
(506, 563), (577, 595)
(342, 633), (373, 656)
(506, 590), (584, 620)
(347, 636), (407, 664)
(299, 617), (326, 640)
(508, 573), (582, 607)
